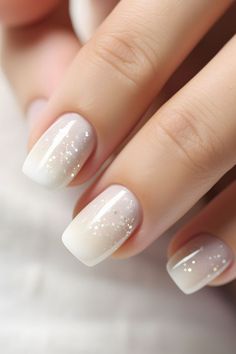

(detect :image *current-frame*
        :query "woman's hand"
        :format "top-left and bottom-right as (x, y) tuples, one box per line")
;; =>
(1, 0), (236, 295)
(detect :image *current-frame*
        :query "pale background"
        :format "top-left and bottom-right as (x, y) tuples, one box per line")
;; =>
(0, 1), (235, 353)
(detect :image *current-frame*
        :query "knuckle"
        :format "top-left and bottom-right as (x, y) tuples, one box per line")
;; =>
(92, 31), (157, 86)
(153, 105), (225, 175)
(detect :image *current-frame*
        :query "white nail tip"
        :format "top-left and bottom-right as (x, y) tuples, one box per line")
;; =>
(22, 113), (95, 188)
(62, 185), (141, 266)
(167, 234), (234, 294)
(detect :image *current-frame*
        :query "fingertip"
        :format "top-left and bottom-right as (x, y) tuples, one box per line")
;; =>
(166, 233), (234, 295)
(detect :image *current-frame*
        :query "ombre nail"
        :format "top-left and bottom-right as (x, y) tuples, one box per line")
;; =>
(167, 234), (234, 294)
(62, 185), (141, 266)
(22, 113), (95, 188)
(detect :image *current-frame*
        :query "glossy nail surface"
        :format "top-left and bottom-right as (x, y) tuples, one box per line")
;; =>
(22, 113), (95, 188)
(62, 185), (141, 266)
(167, 234), (234, 294)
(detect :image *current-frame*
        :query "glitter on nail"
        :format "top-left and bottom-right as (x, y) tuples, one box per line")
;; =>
(167, 234), (234, 294)
(62, 185), (141, 266)
(22, 113), (95, 188)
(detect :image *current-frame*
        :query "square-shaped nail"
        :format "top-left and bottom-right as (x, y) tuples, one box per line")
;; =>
(62, 185), (141, 266)
(22, 113), (95, 188)
(167, 234), (234, 294)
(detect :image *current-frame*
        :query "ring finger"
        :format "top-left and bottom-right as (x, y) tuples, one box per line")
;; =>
(167, 181), (236, 294)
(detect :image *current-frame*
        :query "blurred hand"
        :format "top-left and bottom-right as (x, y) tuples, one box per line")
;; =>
(1, 0), (236, 295)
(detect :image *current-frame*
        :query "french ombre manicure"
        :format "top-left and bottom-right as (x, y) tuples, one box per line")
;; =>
(62, 185), (141, 266)
(167, 234), (234, 294)
(22, 113), (95, 188)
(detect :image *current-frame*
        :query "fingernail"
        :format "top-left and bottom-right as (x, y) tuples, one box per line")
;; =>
(26, 99), (47, 129)
(22, 113), (96, 188)
(167, 234), (234, 294)
(62, 185), (141, 266)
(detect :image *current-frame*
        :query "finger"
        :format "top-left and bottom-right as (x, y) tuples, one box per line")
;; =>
(167, 182), (236, 294)
(22, 0), (233, 188)
(1, 1), (80, 113)
(0, 0), (61, 26)
(62, 35), (236, 267)
(1, 0), (119, 112)
(72, 0), (120, 42)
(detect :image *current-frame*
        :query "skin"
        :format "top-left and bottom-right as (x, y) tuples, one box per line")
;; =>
(0, 0), (235, 290)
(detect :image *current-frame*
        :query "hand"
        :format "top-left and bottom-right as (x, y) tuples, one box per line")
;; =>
(1, 0), (236, 295)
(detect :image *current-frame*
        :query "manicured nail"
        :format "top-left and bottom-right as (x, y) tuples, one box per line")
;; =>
(22, 113), (95, 188)
(167, 234), (234, 294)
(26, 99), (47, 129)
(62, 185), (141, 266)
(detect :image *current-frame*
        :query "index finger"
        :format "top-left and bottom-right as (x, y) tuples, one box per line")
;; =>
(23, 0), (233, 188)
